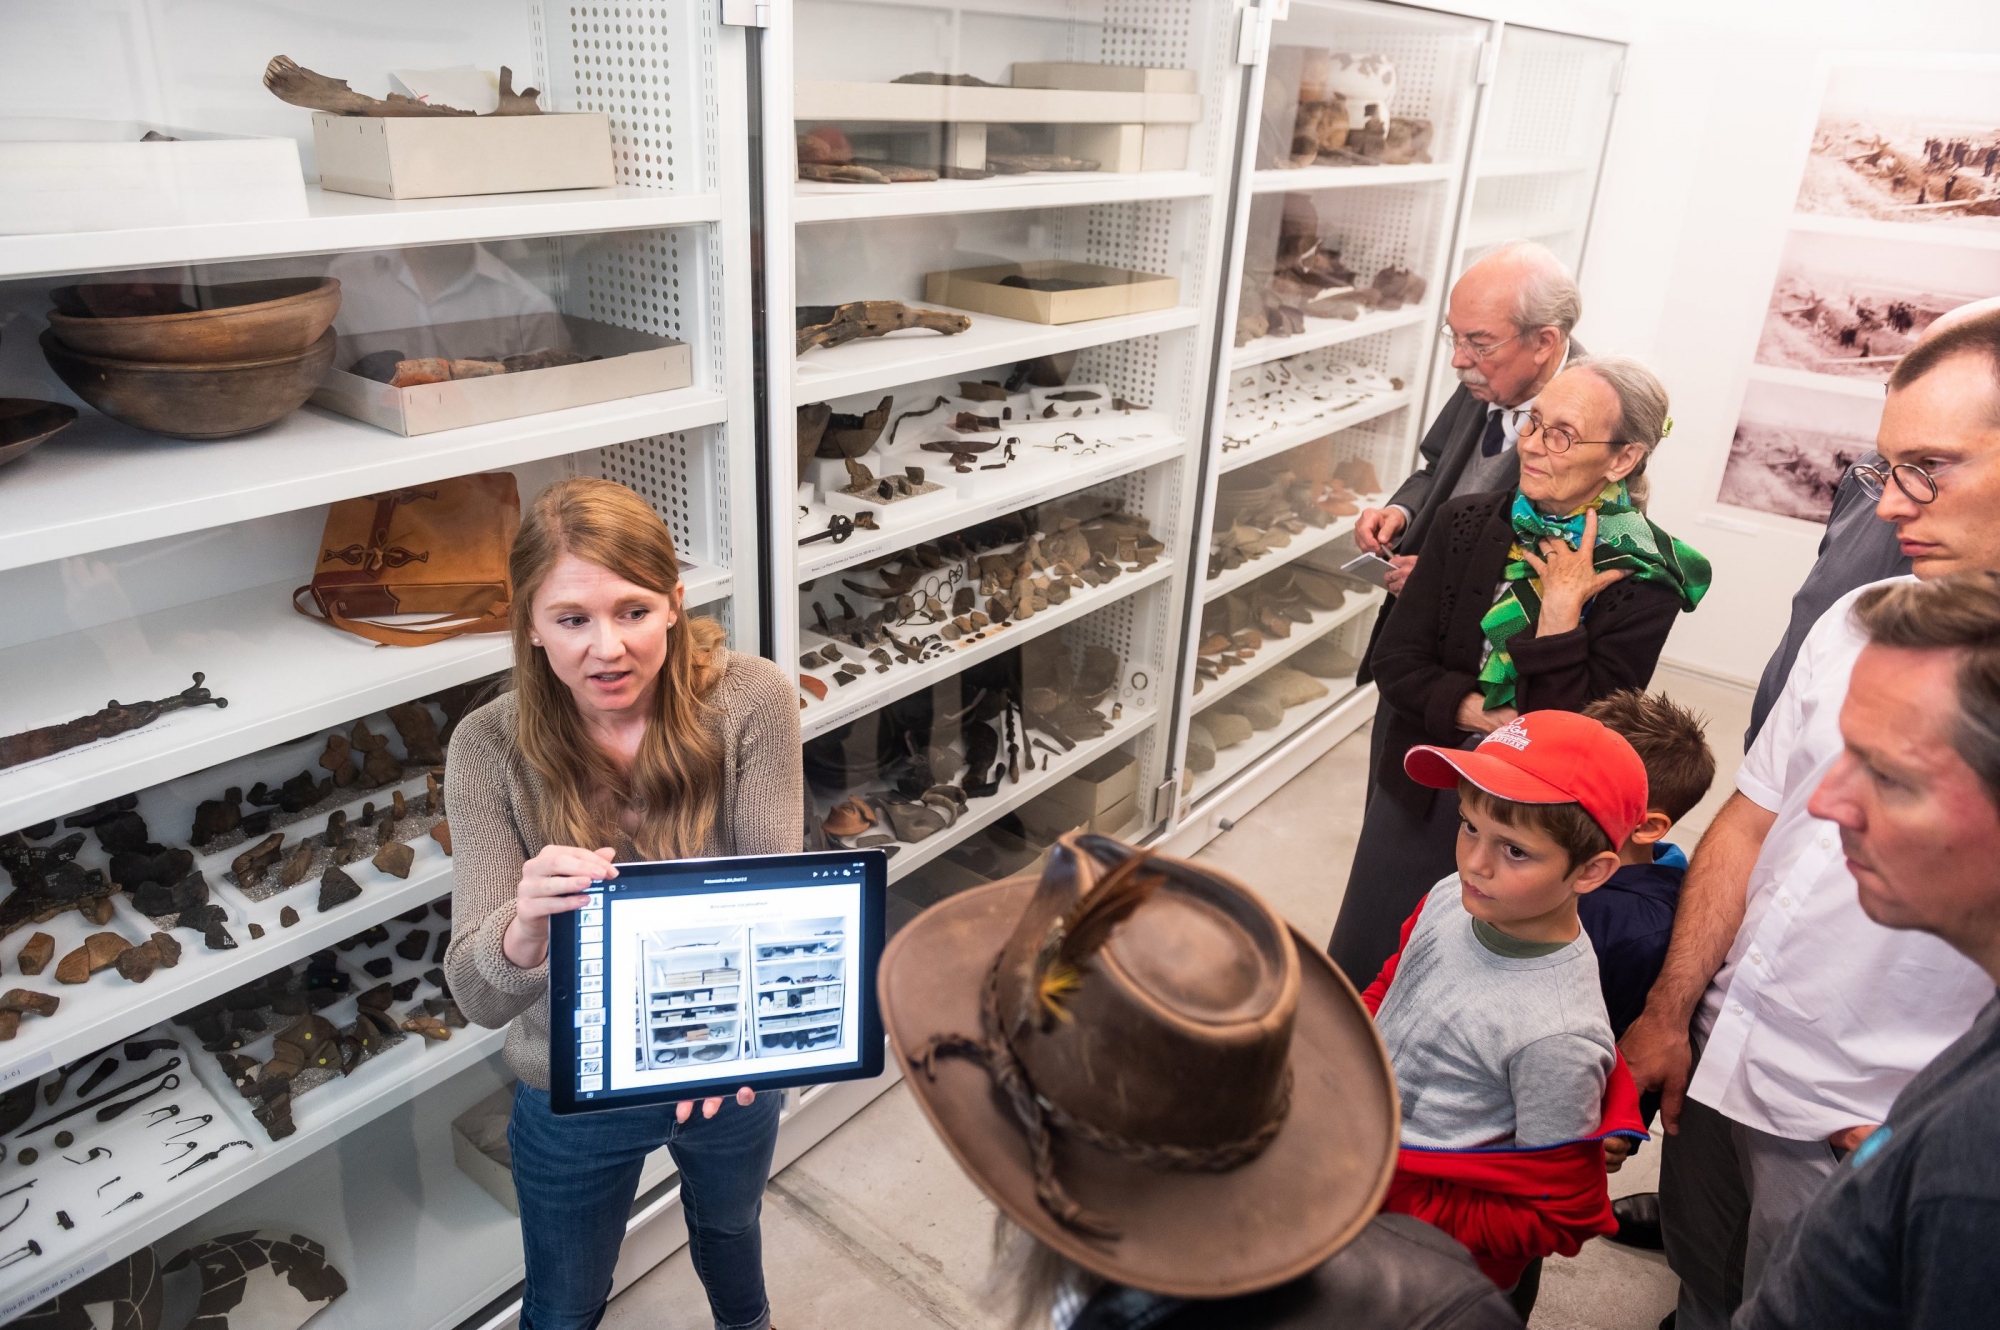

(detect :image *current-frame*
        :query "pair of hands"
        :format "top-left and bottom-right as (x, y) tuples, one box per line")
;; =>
(1358, 506), (1632, 608)
(1353, 507), (1417, 595)
(508, 844), (755, 1123)
(1619, 1009), (1876, 1157)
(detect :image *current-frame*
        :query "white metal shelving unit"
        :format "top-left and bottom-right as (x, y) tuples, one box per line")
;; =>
(1161, 0), (1484, 843)
(0, 0), (765, 1322)
(760, 0), (1255, 910)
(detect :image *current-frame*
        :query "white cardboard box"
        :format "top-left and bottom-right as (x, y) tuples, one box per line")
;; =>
(312, 312), (692, 436)
(311, 111), (615, 199)
(1010, 64), (1201, 172)
(0, 117), (306, 236)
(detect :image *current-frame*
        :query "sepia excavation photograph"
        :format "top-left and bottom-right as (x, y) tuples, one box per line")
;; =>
(1755, 228), (2000, 379)
(1719, 377), (1886, 523)
(1796, 64), (2000, 226)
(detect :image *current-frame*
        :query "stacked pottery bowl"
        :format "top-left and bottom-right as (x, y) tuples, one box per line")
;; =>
(40, 277), (341, 438)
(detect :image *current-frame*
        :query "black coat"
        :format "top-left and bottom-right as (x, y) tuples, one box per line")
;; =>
(1360, 340), (1582, 681)
(1370, 490), (1685, 818)
(1068, 1214), (1522, 1330)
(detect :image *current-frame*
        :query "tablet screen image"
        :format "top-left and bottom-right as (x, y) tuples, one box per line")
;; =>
(550, 850), (886, 1114)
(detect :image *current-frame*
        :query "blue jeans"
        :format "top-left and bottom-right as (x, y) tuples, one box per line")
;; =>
(508, 1083), (783, 1330)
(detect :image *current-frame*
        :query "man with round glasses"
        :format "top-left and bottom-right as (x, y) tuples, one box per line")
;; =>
(1621, 305), (2000, 1330)
(1354, 241), (1582, 608)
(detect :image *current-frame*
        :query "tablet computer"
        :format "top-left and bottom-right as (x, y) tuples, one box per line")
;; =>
(548, 848), (888, 1115)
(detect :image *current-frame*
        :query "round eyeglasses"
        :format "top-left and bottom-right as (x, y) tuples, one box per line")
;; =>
(1439, 323), (1522, 362)
(1851, 458), (1957, 505)
(1518, 411), (1622, 455)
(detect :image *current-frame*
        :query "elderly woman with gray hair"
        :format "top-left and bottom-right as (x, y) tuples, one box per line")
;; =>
(1328, 356), (1712, 985)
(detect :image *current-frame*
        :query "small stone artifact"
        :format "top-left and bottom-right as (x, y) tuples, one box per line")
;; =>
(387, 701), (446, 765)
(0, 673), (225, 770)
(796, 302), (971, 354)
(373, 842), (415, 879)
(318, 866), (362, 913)
(17, 934), (54, 976)
(264, 54), (541, 116)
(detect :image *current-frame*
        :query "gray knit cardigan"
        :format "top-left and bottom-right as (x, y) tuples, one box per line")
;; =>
(441, 649), (804, 1089)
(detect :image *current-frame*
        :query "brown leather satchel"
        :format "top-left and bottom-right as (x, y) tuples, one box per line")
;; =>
(295, 473), (520, 646)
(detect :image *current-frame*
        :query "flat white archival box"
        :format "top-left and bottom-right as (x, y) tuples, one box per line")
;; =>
(311, 112), (616, 199)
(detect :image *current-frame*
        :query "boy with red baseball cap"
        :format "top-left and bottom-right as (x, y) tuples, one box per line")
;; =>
(1356, 710), (1650, 1303)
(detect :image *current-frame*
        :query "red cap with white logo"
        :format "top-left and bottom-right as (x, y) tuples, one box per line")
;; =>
(1404, 710), (1650, 849)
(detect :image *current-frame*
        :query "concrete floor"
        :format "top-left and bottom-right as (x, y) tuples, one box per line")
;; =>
(607, 666), (1755, 1330)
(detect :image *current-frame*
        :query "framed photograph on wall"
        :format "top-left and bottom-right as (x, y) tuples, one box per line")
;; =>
(1717, 55), (2000, 524)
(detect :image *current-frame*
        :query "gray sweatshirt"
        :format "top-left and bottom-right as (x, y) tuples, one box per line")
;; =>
(1374, 878), (1615, 1149)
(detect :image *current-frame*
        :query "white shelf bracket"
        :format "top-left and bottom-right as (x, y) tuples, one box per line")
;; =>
(721, 0), (770, 27)
(1475, 40), (1499, 87)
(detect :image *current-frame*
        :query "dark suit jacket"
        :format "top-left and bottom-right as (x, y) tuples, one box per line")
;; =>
(1744, 453), (1909, 747)
(1360, 339), (1582, 680)
(1370, 491), (1684, 815)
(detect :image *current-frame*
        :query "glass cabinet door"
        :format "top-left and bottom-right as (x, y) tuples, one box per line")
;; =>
(763, 0), (1253, 926)
(1428, 25), (1625, 414)
(1173, 0), (1486, 821)
(1462, 25), (1624, 276)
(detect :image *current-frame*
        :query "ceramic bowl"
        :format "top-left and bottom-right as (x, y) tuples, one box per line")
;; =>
(46, 276), (342, 364)
(41, 327), (336, 439)
(0, 398), (79, 468)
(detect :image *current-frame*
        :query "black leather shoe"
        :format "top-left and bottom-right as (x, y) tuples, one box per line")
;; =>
(1610, 1191), (1664, 1250)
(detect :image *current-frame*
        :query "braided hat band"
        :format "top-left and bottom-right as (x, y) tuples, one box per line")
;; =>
(911, 955), (1293, 1240)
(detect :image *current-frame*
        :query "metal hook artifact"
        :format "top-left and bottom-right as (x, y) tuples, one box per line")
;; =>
(166, 1114), (211, 1141)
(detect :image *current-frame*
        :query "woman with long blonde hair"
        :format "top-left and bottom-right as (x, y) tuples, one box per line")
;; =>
(443, 476), (802, 1330)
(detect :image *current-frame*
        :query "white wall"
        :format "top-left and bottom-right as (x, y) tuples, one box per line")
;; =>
(1577, 0), (2000, 686)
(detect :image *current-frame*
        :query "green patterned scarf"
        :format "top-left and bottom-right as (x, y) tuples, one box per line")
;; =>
(1476, 480), (1711, 709)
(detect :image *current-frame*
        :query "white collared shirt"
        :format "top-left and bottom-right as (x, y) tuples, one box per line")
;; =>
(1688, 576), (1993, 1140)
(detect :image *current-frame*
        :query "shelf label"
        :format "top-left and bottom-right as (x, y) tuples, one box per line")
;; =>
(0, 1051), (52, 1091)
(2, 1257), (107, 1321)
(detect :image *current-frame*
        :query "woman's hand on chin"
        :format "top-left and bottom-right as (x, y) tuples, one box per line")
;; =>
(1456, 693), (1519, 735)
(1521, 508), (1629, 635)
(502, 845), (618, 969)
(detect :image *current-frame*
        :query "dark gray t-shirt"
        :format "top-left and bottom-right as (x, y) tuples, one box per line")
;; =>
(1736, 992), (2000, 1330)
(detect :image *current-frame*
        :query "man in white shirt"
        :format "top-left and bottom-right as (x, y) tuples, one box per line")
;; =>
(1621, 307), (2000, 1330)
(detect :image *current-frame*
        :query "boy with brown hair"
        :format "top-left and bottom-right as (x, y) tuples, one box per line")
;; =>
(1360, 710), (1649, 1293)
(1580, 689), (1717, 1038)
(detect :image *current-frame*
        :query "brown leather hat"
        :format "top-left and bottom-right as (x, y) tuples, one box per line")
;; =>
(881, 831), (1399, 1299)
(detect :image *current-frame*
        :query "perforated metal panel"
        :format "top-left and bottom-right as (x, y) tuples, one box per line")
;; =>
(530, 0), (718, 192)
(583, 425), (723, 563)
(551, 224), (732, 610)
(1484, 25), (1621, 161)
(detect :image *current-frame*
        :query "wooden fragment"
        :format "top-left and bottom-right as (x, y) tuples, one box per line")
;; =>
(17, 933), (53, 976)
